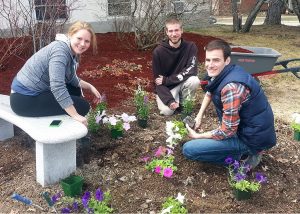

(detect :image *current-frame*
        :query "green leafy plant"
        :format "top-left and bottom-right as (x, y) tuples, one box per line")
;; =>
(143, 146), (177, 178)
(82, 189), (113, 214)
(161, 193), (188, 214)
(134, 85), (151, 120)
(291, 122), (300, 132)
(181, 91), (195, 116)
(87, 96), (107, 133)
(102, 113), (136, 131)
(291, 113), (300, 132)
(225, 157), (267, 192)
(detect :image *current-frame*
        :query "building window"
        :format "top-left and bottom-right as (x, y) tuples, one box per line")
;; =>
(108, 0), (131, 16)
(35, 0), (68, 21)
(172, 0), (184, 13)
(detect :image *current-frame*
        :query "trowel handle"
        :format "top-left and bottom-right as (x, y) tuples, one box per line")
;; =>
(42, 192), (54, 207)
(11, 193), (32, 205)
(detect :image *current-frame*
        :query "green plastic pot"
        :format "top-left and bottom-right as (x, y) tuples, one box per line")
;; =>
(233, 188), (252, 201)
(137, 118), (148, 128)
(60, 175), (84, 197)
(294, 130), (300, 141)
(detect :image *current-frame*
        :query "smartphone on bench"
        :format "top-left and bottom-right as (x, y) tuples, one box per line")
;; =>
(49, 120), (62, 127)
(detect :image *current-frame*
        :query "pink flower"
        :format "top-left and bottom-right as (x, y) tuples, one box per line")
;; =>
(163, 167), (173, 178)
(166, 148), (173, 155)
(154, 166), (161, 174)
(123, 122), (130, 131)
(154, 146), (163, 157)
(141, 156), (150, 162)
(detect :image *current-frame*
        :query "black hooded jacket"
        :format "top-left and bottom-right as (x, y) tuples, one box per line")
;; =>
(152, 39), (198, 106)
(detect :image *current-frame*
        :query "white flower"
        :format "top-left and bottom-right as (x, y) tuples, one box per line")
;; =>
(102, 117), (108, 124)
(292, 113), (300, 124)
(176, 192), (185, 204)
(108, 116), (118, 126)
(161, 205), (173, 214)
(123, 122), (130, 131)
(121, 113), (137, 122)
(166, 121), (175, 133)
(95, 110), (107, 123)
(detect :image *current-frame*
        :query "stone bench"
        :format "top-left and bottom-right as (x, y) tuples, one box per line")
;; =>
(0, 94), (88, 187)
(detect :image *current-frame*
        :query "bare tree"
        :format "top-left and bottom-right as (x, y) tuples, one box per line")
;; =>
(99, 0), (212, 50)
(264, 0), (285, 25)
(0, 0), (80, 53)
(241, 0), (266, 32)
(231, 0), (241, 32)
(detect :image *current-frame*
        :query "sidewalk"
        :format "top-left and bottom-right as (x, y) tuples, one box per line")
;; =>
(215, 15), (299, 26)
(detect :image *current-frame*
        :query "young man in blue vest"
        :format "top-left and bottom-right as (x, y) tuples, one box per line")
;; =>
(183, 40), (276, 169)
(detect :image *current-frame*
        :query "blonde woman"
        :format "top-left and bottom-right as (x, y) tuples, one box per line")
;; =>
(10, 21), (101, 126)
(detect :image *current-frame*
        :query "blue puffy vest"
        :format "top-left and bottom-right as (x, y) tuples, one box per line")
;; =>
(206, 64), (276, 153)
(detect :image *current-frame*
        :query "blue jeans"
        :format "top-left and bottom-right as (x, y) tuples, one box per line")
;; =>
(182, 135), (252, 165)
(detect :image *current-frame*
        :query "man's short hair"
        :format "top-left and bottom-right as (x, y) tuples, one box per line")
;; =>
(205, 40), (231, 60)
(165, 18), (183, 29)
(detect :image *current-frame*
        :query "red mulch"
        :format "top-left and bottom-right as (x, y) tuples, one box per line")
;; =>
(0, 32), (217, 107)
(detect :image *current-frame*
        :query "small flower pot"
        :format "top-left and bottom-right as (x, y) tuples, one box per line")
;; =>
(233, 188), (252, 201)
(111, 128), (123, 139)
(181, 113), (191, 120)
(294, 130), (300, 141)
(60, 175), (84, 197)
(137, 118), (148, 128)
(77, 136), (91, 166)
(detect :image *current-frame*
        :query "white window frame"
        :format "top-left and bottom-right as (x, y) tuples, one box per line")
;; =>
(34, 0), (68, 21)
(107, 0), (131, 16)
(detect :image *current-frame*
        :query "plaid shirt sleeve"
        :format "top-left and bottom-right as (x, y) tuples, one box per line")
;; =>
(211, 82), (250, 140)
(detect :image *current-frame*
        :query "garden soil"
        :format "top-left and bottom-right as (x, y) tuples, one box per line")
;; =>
(0, 33), (299, 213)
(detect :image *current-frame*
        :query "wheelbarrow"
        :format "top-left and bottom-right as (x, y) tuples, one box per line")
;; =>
(200, 45), (300, 88)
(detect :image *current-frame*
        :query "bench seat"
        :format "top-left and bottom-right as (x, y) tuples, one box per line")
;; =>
(0, 94), (88, 186)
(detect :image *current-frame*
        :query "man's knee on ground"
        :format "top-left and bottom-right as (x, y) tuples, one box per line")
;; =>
(160, 107), (174, 116)
(186, 76), (200, 87)
(182, 142), (195, 159)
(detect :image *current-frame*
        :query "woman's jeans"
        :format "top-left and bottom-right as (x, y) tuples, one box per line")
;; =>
(182, 135), (252, 165)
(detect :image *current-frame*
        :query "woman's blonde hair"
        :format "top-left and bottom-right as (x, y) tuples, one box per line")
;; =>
(68, 21), (97, 54)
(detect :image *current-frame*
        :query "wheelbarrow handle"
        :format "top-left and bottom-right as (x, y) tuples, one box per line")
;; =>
(275, 58), (300, 68)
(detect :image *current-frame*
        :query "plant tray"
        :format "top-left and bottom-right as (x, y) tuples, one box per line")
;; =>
(60, 175), (84, 197)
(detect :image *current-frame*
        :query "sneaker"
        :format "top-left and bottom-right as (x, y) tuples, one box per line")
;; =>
(244, 154), (262, 169)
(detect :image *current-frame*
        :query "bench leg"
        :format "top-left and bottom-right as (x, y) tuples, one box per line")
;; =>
(36, 140), (76, 186)
(0, 118), (14, 141)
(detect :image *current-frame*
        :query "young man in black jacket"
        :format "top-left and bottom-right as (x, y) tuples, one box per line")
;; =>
(152, 18), (200, 115)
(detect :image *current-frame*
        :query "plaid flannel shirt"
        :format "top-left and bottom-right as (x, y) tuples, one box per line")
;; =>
(209, 82), (251, 140)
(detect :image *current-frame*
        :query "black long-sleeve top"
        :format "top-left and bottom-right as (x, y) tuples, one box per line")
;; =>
(152, 39), (198, 106)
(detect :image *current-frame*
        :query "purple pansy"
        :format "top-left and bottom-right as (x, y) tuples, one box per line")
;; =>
(255, 172), (267, 183)
(61, 207), (71, 213)
(51, 192), (61, 204)
(225, 157), (233, 165)
(234, 173), (246, 182)
(82, 191), (91, 208)
(95, 188), (104, 201)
